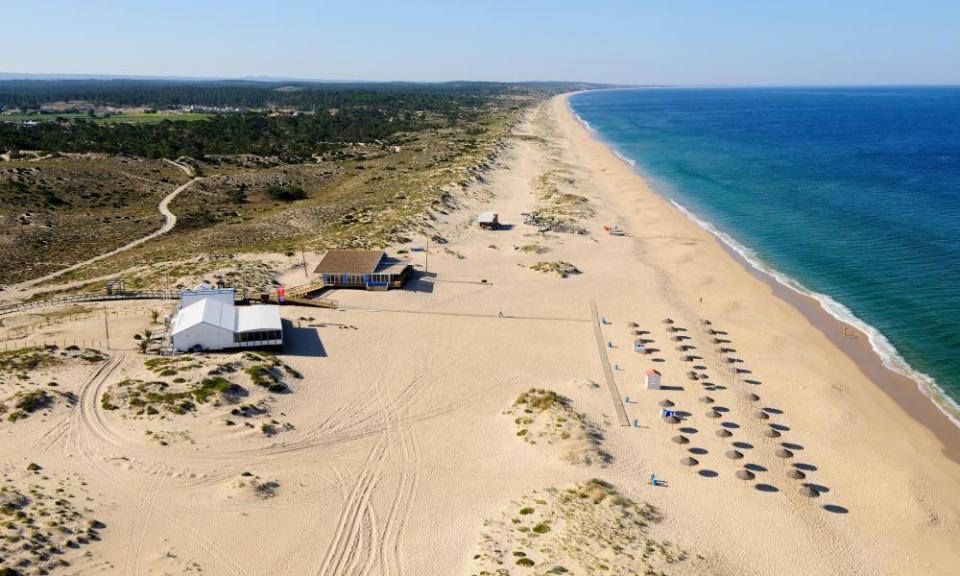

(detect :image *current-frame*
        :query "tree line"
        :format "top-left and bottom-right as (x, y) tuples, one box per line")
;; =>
(0, 80), (530, 111)
(0, 103), (472, 160)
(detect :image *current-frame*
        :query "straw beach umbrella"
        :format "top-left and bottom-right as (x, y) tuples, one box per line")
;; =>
(671, 435), (690, 445)
(725, 450), (744, 460)
(735, 469), (756, 484)
(754, 411), (770, 420)
(763, 428), (782, 439)
(663, 415), (681, 425)
(680, 456), (699, 467)
(745, 392), (760, 402)
(701, 319), (712, 326)
(775, 448), (795, 459)
(715, 429), (733, 441)
(663, 318), (674, 324)
(658, 399), (675, 408)
(628, 322), (639, 328)
(706, 410), (721, 419)
(799, 486), (820, 498)
(786, 469), (806, 480)
(699, 396), (715, 404)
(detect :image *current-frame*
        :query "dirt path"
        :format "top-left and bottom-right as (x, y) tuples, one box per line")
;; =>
(6, 163), (200, 293)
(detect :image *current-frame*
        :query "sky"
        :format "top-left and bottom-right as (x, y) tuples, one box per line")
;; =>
(1, 0), (958, 85)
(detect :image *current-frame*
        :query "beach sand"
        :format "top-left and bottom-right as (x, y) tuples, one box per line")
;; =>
(1, 93), (958, 575)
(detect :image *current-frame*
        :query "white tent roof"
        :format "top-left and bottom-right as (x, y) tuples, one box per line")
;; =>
(172, 298), (234, 335)
(478, 211), (498, 223)
(236, 305), (282, 333)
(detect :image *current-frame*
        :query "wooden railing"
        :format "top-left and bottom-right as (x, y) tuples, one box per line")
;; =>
(0, 290), (178, 317)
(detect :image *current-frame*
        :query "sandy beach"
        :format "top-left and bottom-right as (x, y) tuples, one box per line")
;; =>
(2, 93), (959, 575)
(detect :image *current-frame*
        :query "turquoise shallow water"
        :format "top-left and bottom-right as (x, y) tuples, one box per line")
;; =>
(570, 87), (960, 424)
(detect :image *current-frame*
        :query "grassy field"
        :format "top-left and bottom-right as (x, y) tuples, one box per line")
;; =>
(0, 111), (214, 124)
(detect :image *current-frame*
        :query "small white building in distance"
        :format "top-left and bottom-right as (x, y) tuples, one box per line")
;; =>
(171, 288), (282, 353)
(477, 211), (500, 230)
(645, 369), (662, 390)
(180, 284), (235, 308)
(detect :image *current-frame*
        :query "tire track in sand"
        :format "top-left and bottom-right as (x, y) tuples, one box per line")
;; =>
(373, 370), (424, 576)
(124, 464), (168, 576)
(67, 356), (252, 576)
(317, 435), (386, 576)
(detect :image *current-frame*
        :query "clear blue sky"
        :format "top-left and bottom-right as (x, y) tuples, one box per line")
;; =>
(2, 0), (958, 85)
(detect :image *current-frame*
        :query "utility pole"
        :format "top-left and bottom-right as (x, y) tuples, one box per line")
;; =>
(301, 247), (308, 279)
(425, 236), (430, 274)
(103, 307), (111, 350)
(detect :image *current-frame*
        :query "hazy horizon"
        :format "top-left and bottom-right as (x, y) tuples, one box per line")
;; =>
(1, 0), (958, 86)
(1, 72), (959, 89)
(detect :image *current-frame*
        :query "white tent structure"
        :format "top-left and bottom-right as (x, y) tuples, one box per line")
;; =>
(171, 296), (282, 353)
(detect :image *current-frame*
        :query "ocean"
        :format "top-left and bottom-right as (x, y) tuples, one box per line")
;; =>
(569, 87), (960, 426)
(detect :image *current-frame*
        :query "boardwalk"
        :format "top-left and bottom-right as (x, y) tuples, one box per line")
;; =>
(0, 291), (177, 317)
(590, 301), (630, 426)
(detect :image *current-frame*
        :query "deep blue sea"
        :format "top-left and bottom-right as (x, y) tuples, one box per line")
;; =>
(569, 87), (960, 424)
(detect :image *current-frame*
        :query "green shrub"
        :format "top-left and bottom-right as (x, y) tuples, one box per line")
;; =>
(192, 377), (233, 403)
(532, 522), (551, 534)
(265, 185), (307, 202)
(245, 365), (274, 387)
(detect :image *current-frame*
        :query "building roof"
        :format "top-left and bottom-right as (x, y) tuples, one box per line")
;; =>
(172, 298), (234, 335)
(313, 250), (385, 275)
(236, 305), (282, 333)
(173, 298), (282, 335)
(646, 369), (661, 376)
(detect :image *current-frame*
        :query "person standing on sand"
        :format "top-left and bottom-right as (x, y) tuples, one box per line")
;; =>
(498, 306), (504, 318)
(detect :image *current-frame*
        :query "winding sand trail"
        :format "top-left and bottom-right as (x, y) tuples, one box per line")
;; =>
(6, 160), (200, 292)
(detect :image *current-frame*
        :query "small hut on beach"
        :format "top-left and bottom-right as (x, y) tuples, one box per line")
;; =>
(645, 369), (662, 390)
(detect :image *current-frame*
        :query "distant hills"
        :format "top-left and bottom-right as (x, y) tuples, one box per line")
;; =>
(0, 72), (621, 91)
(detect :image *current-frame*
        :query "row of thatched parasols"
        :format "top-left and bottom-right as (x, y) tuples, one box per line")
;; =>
(659, 319), (822, 498)
(664, 398), (817, 496)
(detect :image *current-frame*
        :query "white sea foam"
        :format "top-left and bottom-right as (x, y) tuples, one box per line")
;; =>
(667, 198), (960, 428)
(568, 103), (595, 133)
(613, 150), (637, 167)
